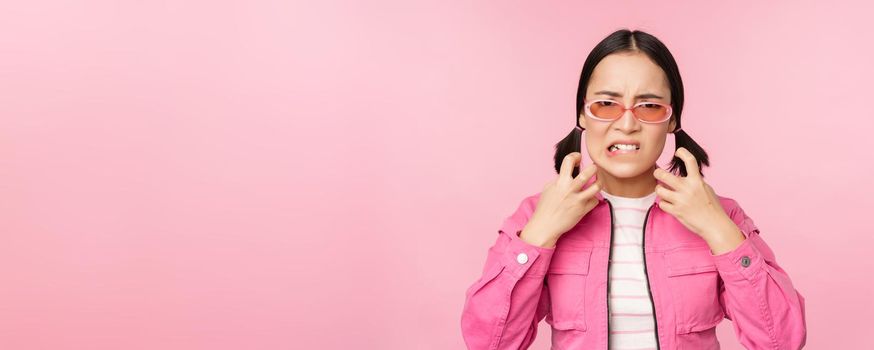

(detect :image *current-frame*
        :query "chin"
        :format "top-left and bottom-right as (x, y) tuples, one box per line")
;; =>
(596, 160), (652, 179)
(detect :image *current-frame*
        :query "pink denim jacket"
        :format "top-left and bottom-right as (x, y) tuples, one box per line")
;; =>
(461, 180), (807, 349)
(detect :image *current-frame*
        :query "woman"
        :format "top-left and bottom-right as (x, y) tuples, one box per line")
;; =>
(460, 29), (806, 350)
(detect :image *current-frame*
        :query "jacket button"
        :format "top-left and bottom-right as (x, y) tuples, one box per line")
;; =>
(740, 255), (751, 267)
(516, 252), (529, 264)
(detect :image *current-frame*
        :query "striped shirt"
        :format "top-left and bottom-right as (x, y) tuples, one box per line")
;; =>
(601, 190), (658, 350)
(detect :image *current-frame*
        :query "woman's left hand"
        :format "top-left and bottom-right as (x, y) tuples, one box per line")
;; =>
(653, 147), (745, 252)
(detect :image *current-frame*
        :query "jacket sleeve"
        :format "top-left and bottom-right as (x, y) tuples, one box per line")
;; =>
(460, 196), (555, 350)
(713, 200), (807, 349)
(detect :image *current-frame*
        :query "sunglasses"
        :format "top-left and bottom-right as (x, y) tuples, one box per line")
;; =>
(583, 99), (673, 123)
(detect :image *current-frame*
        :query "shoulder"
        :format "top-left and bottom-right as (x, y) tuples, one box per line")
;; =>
(498, 192), (542, 233)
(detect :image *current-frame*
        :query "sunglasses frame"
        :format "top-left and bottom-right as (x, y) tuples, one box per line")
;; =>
(583, 99), (673, 124)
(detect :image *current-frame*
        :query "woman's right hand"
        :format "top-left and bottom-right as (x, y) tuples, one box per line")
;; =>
(519, 152), (602, 248)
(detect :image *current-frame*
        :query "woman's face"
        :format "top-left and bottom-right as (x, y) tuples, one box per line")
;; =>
(579, 51), (677, 179)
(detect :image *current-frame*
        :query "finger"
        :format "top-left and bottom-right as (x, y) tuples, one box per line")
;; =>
(583, 196), (599, 212)
(570, 162), (598, 191)
(559, 152), (582, 180)
(658, 200), (676, 215)
(577, 177), (602, 199)
(653, 167), (683, 190)
(654, 184), (679, 204)
(675, 147), (700, 178)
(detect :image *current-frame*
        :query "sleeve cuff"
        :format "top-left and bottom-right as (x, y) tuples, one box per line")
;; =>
(711, 233), (765, 281)
(502, 228), (555, 278)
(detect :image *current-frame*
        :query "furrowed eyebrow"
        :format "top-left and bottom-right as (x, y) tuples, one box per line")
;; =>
(593, 90), (664, 100)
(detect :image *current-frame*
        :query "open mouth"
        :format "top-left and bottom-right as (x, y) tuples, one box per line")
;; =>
(606, 142), (641, 156)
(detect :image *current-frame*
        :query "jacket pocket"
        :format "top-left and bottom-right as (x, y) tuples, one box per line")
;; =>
(545, 246), (591, 331)
(664, 247), (724, 334)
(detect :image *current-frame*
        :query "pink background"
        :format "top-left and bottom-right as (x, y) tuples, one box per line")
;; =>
(1, 1), (871, 349)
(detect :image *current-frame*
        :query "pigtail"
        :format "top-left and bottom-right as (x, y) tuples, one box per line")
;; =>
(553, 126), (584, 178)
(669, 129), (710, 177)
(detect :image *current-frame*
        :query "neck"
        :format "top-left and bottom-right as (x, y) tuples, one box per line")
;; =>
(598, 165), (658, 198)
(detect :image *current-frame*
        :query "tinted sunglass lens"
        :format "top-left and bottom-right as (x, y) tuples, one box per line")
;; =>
(634, 103), (668, 122)
(590, 101), (623, 119)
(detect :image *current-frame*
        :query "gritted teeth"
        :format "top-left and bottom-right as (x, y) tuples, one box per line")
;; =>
(608, 143), (640, 151)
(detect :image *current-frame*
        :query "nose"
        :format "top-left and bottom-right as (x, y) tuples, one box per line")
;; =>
(614, 107), (640, 133)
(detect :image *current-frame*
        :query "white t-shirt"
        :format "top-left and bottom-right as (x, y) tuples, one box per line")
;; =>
(600, 190), (659, 350)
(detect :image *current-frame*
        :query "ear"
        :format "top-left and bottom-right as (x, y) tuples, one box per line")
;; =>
(579, 112), (587, 130)
(668, 118), (678, 133)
